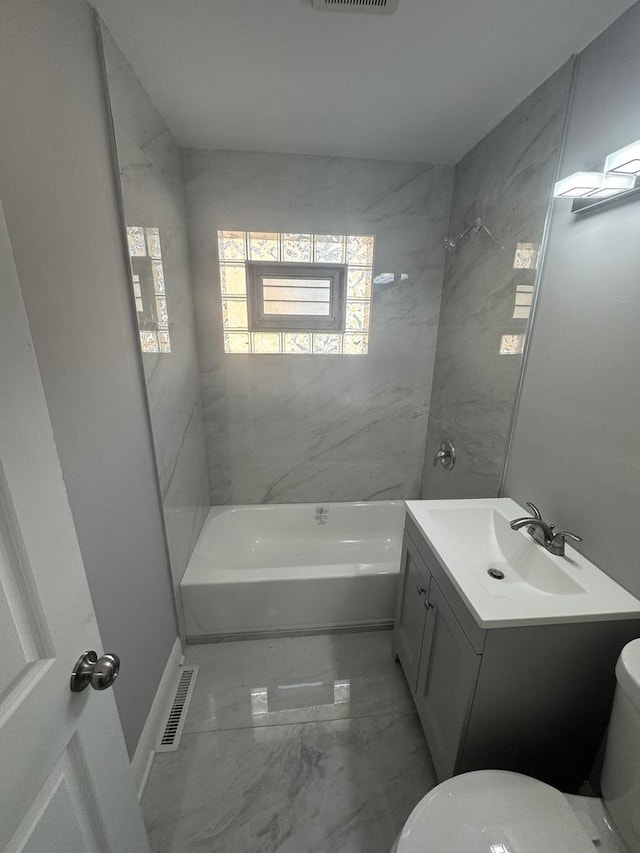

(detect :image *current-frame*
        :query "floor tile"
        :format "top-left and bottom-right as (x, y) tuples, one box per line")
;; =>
(183, 631), (414, 733)
(143, 714), (436, 853)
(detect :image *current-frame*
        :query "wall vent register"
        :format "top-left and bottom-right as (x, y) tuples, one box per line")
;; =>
(312, 0), (399, 14)
(218, 231), (375, 355)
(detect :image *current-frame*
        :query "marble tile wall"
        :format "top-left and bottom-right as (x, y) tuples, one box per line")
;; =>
(182, 150), (453, 504)
(420, 60), (575, 499)
(101, 26), (210, 589)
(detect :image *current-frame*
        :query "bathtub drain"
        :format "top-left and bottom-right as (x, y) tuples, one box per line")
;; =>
(315, 505), (329, 524)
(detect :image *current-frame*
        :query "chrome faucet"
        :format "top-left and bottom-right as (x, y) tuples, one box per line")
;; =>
(509, 501), (582, 557)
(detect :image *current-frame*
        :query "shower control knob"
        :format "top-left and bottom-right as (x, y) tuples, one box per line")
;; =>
(433, 439), (456, 470)
(70, 651), (121, 692)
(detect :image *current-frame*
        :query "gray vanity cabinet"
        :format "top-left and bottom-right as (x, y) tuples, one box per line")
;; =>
(393, 527), (482, 779)
(394, 531), (431, 692)
(393, 513), (640, 792)
(414, 579), (481, 779)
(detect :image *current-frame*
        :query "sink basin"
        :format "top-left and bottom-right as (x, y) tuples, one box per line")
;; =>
(405, 498), (640, 627)
(425, 506), (584, 597)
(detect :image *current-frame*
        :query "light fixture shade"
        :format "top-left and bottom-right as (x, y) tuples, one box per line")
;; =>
(554, 172), (606, 198)
(554, 171), (635, 199)
(587, 173), (636, 198)
(604, 140), (640, 175)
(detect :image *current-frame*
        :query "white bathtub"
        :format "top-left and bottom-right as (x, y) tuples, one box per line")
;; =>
(180, 501), (406, 642)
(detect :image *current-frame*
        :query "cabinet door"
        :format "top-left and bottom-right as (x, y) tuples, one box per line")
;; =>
(415, 578), (481, 780)
(393, 532), (431, 694)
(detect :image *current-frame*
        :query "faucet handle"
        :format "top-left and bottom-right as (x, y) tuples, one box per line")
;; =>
(549, 530), (582, 556)
(526, 501), (543, 520)
(551, 531), (582, 546)
(510, 501), (544, 530)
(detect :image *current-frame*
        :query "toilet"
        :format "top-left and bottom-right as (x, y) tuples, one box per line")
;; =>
(394, 638), (640, 853)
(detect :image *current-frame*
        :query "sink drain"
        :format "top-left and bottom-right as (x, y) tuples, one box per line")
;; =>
(487, 567), (505, 580)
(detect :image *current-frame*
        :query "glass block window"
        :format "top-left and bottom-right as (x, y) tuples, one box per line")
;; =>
(126, 226), (172, 353)
(513, 242), (539, 270)
(499, 334), (525, 355)
(513, 284), (534, 319)
(218, 231), (374, 355)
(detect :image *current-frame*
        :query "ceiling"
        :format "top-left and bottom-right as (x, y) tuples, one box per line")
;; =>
(93, 0), (635, 164)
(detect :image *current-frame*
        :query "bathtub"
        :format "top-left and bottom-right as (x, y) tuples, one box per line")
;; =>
(180, 500), (406, 642)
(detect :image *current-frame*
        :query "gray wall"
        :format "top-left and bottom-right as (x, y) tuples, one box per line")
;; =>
(100, 25), (210, 591)
(0, 0), (178, 755)
(421, 61), (574, 499)
(505, 3), (640, 600)
(183, 150), (453, 504)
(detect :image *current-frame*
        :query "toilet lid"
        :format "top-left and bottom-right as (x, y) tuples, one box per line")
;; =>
(396, 770), (594, 853)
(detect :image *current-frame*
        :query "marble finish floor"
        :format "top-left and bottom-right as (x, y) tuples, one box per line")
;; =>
(142, 630), (437, 853)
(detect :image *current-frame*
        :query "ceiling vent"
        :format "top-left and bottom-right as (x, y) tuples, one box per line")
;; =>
(312, 0), (399, 14)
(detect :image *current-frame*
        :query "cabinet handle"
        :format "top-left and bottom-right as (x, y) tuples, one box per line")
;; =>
(416, 585), (426, 596)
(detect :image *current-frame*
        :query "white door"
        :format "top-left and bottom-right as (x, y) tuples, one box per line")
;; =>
(0, 200), (151, 853)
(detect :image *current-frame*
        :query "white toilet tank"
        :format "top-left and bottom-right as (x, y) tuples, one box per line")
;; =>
(601, 638), (640, 853)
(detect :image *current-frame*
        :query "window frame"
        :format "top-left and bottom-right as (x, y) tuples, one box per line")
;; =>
(246, 261), (347, 332)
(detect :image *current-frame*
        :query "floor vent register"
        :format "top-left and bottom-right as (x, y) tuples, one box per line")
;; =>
(155, 665), (199, 753)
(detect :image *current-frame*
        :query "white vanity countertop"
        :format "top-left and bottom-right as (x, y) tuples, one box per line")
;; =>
(405, 497), (640, 629)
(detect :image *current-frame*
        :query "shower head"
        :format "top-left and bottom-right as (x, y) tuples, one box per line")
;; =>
(442, 217), (494, 255)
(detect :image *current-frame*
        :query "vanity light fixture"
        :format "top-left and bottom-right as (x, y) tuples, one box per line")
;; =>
(553, 171), (635, 199)
(554, 139), (640, 213)
(604, 139), (640, 175)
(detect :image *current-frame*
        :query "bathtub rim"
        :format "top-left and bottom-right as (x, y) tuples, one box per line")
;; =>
(199, 498), (407, 527)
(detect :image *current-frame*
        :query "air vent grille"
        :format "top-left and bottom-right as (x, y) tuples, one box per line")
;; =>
(155, 665), (198, 752)
(312, 0), (398, 14)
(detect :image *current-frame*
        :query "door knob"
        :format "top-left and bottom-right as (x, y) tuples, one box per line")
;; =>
(70, 651), (120, 692)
